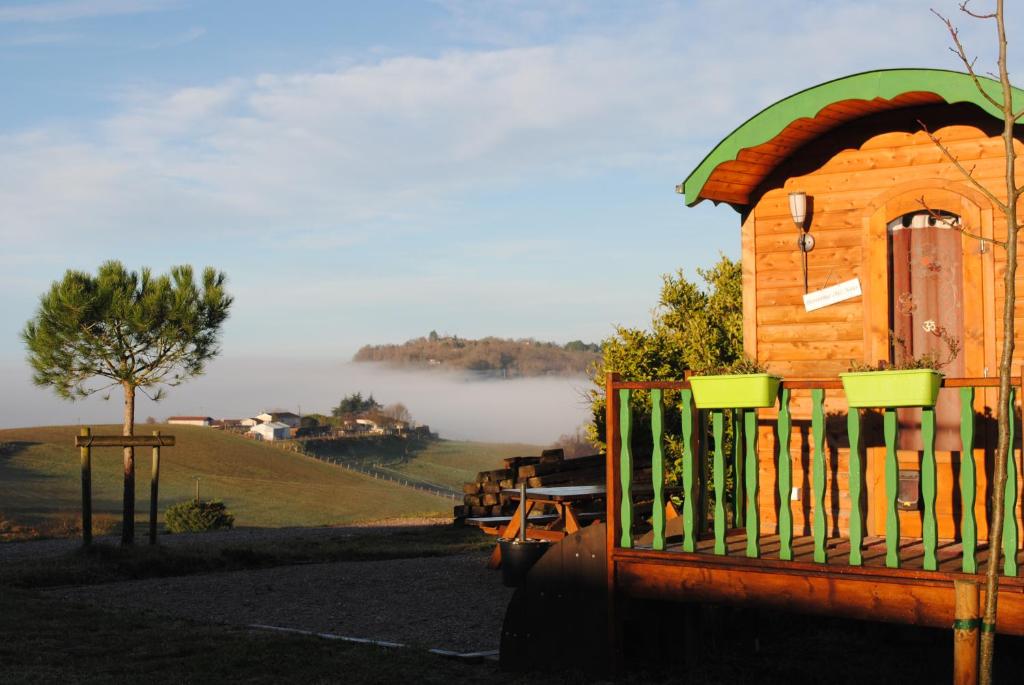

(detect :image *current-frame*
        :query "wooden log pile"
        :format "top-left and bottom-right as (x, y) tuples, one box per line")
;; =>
(454, 448), (651, 520)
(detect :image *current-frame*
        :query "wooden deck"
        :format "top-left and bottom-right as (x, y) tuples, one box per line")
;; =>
(613, 530), (1024, 636)
(633, 529), (1024, 575)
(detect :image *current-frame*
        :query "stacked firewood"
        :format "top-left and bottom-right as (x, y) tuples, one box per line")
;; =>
(454, 448), (650, 519)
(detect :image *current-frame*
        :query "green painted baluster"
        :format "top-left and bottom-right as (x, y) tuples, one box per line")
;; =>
(921, 407), (937, 571)
(733, 410), (745, 529)
(650, 389), (665, 551)
(960, 387), (977, 574)
(699, 410), (711, 534)
(884, 408), (900, 569)
(745, 409), (760, 558)
(811, 389), (827, 564)
(777, 388), (793, 561)
(712, 410), (727, 555)
(848, 408), (863, 566)
(681, 389), (698, 552)
(618, 389), (633, 549)
(1004, 387), (1019, 577)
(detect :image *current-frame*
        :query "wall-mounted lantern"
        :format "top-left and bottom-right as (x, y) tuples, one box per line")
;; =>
(789, 191), (814, 291)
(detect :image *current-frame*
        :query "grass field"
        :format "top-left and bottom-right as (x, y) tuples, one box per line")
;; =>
(0, 426), (544, 535)
(385, 440), (541, 489)
(0, 424), (451, 533)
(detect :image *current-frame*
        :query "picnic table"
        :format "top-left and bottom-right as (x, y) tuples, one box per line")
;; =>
(484, 485), (607, 568)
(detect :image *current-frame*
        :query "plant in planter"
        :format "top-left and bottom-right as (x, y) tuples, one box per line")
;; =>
(841, 321), (960, 408)
(689, 357), (782, 409)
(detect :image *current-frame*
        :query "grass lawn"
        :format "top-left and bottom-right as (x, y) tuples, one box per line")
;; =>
(0, 588), (517, 685)
(0, 424), (450, 533)
(0, 525), (494, 589)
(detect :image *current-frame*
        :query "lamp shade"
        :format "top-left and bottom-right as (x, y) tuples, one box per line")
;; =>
(788, 191), (807, 228)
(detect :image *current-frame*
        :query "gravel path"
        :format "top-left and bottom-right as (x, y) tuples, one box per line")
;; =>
(0, 517), (453, 563)
(45, 552), (513, 653)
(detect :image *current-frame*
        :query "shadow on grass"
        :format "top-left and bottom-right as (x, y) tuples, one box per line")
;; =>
(0, 525), (495, 589)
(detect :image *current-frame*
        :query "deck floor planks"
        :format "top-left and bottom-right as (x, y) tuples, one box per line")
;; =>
(636, 529), (1023, 578)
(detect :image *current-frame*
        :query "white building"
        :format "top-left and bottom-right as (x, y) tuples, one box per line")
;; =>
(255, 411), (301, 428)
(167, 416), (213, 427)
(249, 422), (291, 441)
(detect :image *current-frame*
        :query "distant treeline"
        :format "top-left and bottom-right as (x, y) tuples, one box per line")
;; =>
(353, 332), (599, 377)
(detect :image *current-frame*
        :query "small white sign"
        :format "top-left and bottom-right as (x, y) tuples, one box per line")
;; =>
(802, 277), (862, 312)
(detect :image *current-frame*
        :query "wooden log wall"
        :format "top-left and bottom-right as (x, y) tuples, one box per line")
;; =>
(745, 104), (1024, 539)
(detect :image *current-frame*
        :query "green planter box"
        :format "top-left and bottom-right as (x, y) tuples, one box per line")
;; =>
(839, 369), (942, 408)
(688, 373), (782, 409)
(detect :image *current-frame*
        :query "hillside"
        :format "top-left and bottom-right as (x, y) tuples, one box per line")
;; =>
(303, 438), (542, 490)
(0, 425), (450, 532)
(353, 334), (599, 377)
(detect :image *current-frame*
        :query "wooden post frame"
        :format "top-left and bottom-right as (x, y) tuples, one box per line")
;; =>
(72, 431), (175, 545)
(954, 579), (981, 685)
(79, 426), (92, 546)
(150, 430), (162, 546)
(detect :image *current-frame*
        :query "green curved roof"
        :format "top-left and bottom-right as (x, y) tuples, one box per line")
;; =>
(682, 68), (1023, 207)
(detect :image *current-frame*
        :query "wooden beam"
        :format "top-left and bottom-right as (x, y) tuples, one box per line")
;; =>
(615, 558), (1024, 636)
(75, 435), (176, 447)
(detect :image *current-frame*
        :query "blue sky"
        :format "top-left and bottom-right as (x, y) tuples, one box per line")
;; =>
(0, 0), (1020, 435)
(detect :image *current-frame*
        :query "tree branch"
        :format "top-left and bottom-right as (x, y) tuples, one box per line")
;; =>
(918, 120), (1009, 211)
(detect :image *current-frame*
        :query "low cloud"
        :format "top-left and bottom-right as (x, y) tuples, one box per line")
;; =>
(0, 358), (594, 445)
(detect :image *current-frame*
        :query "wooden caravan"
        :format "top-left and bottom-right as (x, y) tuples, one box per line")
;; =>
(606, 69), (1024, 647)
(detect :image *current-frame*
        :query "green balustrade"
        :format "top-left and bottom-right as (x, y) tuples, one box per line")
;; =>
(777, 388), (793, 561)
(609, 377), (1007, 577)
(811, 389), (827, 563)
(618, 389), (633, 549)
(651, 389), (666, 551)
(745, 409), (760, 558)
(681, 389), (698, 552)
(712, 410), (727, 555)
(884, 408), (900, 569)
(847, 408), (863, 566)
(921, 407), (937, 571)
(960, 387), (977, 574)
(1004, 388), (1019, 577)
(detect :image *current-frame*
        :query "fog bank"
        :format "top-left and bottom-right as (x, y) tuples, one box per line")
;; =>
(0, 358), (593, 445)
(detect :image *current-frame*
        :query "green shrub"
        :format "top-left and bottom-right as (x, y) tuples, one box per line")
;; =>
(164, 500), (235, 534)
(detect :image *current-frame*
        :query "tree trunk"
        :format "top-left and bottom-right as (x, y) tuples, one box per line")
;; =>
(121, 382), (136, 546)
(980, 4), (1017, 681)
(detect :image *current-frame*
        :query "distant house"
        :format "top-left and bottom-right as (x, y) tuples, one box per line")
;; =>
(212, 419), (244, 430)
(249, 422), (291, 441)
(255, 411), (301, 428)
(239, 417), (260, 427)
(167, 416), (213, 427)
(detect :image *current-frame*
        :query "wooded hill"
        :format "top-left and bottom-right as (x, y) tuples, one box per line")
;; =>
(353, 334), (599, 377)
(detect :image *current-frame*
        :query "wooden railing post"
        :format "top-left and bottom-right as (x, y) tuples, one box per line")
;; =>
(681, 384), (699, 553)
(777, 388), (793, 561)
(1003, 386), (1019, 577)
(884, 408), (901, 569)
(619, 389), (634, 549)
(650, 389), (665, 551)
(848, 408), (864, 566)
(733, 409), (745, 529)
(961, 386), (978, 574)
(79, 426), (92, 546)
(922, 408), (938, 571)
(712, 410), (727, 555)
(811, 389), (827, 563)
(953, 580), (980, 685)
